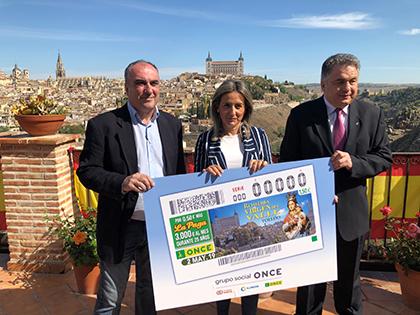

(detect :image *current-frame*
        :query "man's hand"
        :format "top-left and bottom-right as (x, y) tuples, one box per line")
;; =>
(331, 150), (352, 171)
(248, 159), (268, 174)
(122, 173), (155, 193)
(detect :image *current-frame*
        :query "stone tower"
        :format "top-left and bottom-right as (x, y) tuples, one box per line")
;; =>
(205, 52), (213, 75)
(56, 51), (66, 80)
(238, 52), (244, 75)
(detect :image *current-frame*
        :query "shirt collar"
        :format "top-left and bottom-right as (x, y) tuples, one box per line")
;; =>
(323, 96), (349, 116)
(127, 100), (159, 125)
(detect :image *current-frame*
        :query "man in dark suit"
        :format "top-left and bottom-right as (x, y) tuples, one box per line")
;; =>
(77, 60), (185, 315)
(279, 54), (392, 314)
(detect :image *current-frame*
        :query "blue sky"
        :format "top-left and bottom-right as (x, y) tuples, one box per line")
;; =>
(1, 0), (419, 84)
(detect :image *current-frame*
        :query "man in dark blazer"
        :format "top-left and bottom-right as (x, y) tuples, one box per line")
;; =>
(77, 60), (185, 315)
(279, 54), (392, 315)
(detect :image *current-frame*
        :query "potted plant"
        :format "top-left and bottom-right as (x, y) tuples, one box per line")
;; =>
(379, 206), (420, 310)
(13, 95), (67, 136)
(43, 203), (100, 294)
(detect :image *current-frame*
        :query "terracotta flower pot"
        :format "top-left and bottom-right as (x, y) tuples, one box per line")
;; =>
(15, 114), (66, 136)
(395, 263), (420, 311)
(72, 262), (100, 295)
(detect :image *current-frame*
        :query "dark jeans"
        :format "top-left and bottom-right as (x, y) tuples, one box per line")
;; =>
(94, 220), (156, 315)
(217, 295), (259, 315)
(296, 232), (366, 315)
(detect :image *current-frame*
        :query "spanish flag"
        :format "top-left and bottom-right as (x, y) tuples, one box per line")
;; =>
(368, 154), (420, 239)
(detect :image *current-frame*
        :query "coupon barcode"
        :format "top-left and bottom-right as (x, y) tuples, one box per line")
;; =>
(217, 244), (282, 266)
(169, 190), (225, 215)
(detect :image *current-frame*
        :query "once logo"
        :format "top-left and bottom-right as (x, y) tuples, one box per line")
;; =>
(254, 268), (282, 279)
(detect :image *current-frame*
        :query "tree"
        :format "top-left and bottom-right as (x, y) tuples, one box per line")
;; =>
(200, 96), (211, 118)
(232, 227), (252, 247)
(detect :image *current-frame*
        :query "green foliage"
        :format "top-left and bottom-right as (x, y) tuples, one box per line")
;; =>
(277, 125), (286, 137)
(311, 94), (319, 100)
(276, 84), (286, 94)
(378, 207), (420, 273)
(197, 104), (206, 119)
(43, 204), (99, 267)
(59, 124), (85, 135)
(271, 139), (282, 153)
(367, 87), (420, 119)
(242, 76), (277, 100)
(116, 97), (127, 107)
(13, 95), (67, 115)
(232, 225), (262, 247)
(289, 95), (304, 101)
(0, 126), (10, 132)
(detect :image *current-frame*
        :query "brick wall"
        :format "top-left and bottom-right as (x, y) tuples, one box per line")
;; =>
(0, 134), (81, 273)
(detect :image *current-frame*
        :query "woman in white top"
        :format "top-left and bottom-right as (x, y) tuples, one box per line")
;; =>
(194, 79), (273, 315)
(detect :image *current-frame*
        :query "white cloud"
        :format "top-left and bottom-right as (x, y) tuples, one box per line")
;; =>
(399, 28), (420, 35)
(0, 26), (143, 42)
(261, 12), (380, 30)
(107, 1), (227, 21)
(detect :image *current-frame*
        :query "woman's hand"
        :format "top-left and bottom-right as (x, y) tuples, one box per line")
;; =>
(248, 159), (268, 174)
(203, 165), (224, 177)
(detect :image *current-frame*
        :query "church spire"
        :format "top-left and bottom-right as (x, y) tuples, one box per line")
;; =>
(56, 50), (66, 80)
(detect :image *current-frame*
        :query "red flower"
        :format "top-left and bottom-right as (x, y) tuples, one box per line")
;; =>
(416, 212), (420, 218)
(380, 206), (392, 217)
(80, 209), (89, 219)
(375, 239), (378, 243)
(383, 253), (387, 258)
(407, 223), (420, 234)
(406, 231), (418, 238)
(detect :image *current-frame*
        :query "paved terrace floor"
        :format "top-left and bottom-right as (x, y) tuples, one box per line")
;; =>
(0, 254), (419, 315)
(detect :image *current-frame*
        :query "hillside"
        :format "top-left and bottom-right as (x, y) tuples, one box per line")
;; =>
(250, 104), (291, 153)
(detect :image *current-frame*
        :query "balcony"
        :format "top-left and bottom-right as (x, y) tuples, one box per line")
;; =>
(0, 134), (418, 314)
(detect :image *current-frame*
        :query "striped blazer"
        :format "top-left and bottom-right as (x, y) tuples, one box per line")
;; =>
(194, 125), (273, 172)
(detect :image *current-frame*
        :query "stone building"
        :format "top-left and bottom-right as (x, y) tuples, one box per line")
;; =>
(11, 64), (29, 80)
(212, 210), (240, 236)
(54, 52), (115, 92)
(205, 52), (244, 76)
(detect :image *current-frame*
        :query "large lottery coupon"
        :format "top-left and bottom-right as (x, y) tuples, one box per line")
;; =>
(160, 164), (321, 284)
(144, 158), (337, 310)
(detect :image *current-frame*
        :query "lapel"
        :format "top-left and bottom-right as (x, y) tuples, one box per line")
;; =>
(115, 106), (138, 175)
(206, 129), (228, 169)
(344, 99), (362, 154)
(313, 98), (335, 156)
(242, 126), (258, 166)
(157, 112), (172, 172)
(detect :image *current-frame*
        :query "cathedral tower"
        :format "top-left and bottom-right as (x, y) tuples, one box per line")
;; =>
(56, 51), (66, 80)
